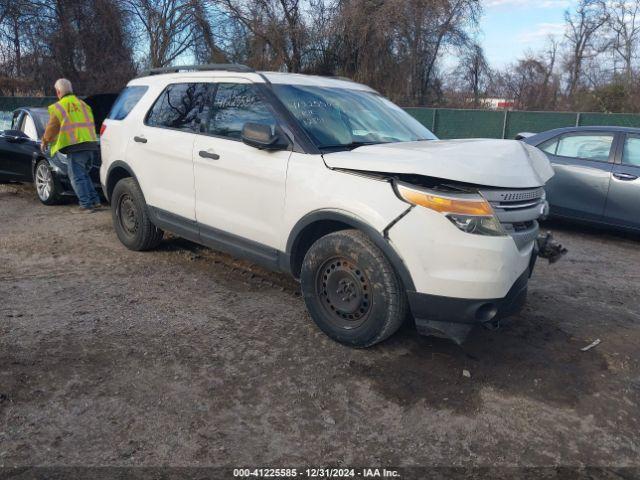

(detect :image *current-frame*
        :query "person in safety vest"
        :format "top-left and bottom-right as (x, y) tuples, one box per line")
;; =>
(41, 78), (102, 213)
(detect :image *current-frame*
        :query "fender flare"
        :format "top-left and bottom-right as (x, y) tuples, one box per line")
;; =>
(285, 209), (416, 292)
(104, 160), (139, 201)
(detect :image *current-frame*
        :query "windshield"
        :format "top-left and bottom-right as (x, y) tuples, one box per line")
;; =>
(272, 85), (437, 150)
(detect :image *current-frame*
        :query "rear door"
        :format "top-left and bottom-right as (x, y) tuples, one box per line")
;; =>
(125, 82), (208, 222)
(603, 133), (640, 229)
(538, 131), (615, 222)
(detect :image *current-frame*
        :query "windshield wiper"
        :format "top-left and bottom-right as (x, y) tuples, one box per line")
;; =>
(318, 141), (387, 151)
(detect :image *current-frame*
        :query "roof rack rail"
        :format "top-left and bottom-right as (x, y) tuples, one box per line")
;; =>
(140, 63), (255, 77)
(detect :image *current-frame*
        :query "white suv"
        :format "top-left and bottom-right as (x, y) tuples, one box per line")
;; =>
(100, 64), (555, 347)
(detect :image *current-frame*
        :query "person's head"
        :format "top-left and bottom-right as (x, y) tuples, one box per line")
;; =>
(54, 78), (73, 99)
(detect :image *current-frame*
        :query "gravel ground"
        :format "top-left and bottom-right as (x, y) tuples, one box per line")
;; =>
(1, 182), (639, 470)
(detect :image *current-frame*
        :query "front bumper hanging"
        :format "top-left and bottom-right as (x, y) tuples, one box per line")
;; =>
(409, 232), (567, 344)
(536, 231), (567, 264)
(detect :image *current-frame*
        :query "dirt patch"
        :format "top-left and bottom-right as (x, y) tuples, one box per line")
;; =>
(0, 182), (639, 467)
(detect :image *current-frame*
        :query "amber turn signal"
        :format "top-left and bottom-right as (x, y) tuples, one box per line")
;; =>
(396, 184), (494, 216)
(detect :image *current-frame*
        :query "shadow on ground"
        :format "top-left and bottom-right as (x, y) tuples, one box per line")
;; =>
(348, 313), (608, 414)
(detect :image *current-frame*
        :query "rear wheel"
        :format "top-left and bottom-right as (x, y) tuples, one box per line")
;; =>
(34, 160), (62, 205)
(111, 177), (163, 251)
(300, 229), (407, 347)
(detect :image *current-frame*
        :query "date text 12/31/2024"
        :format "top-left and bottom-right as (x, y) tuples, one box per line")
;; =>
(233, 468), (401, 478)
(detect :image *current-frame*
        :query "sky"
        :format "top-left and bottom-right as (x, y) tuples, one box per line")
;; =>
(479, 0), (577, 68)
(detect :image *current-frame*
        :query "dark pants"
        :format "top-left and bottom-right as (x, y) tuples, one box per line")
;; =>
(67, 150), (100, 209)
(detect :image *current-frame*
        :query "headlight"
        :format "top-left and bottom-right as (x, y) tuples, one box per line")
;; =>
(395, 183), (506, 237)
(446, 214), (506, 236)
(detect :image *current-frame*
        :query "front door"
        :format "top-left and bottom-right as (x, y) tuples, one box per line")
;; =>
(604, 133), (640, 229)
(0, 112), (39, 182)
(192, 81), (291, 255)
(126, 82), (209, 221)
(539, 131), (615, 221)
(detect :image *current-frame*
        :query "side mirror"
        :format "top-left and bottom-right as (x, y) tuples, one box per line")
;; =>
(241, 122), (289, 151)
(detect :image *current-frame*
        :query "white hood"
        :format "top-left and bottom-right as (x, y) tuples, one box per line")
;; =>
(322, 139), (554, 188)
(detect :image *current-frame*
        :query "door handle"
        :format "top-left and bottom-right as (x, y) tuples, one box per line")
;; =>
(133, 136), (147, 144)
(199, 150), (220, 160)
(613, 172), (638, 181)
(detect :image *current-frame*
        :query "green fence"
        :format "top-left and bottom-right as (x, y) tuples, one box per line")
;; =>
(2, 96), (640, 138)
(405, 107), (640, 139)
(0, 96), (55, 111)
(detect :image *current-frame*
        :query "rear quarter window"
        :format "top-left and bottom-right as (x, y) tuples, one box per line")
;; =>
(145, 83), (209, 132)
(538, 137), (559, 155)
(108, 86), (148, 121)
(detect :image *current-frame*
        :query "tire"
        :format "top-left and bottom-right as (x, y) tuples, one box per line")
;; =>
(111, 177), (164, 251)
(300, 229), (407, 347)
(34, 160), (63, 205)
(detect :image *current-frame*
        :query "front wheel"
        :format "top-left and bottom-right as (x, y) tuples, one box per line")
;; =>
(300, 229), (407, 347)
(34, 160), (62, 205)
(111, 177), (164, 251)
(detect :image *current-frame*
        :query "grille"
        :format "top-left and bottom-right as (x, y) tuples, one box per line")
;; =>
(512, 221), (534, 232)
(480, 187), (546, 251)
(494, 188), (544, 203)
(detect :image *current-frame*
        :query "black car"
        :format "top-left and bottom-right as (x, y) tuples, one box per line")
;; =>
(0, 94), (117, 204)
(521, 126), (640, 232)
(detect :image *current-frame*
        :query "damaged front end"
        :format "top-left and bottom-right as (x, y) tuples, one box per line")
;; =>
(410, 229), (567, 345)
(379, 173), (567, 345)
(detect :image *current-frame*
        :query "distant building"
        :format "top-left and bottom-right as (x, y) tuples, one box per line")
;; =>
(480, 98), (515, 110)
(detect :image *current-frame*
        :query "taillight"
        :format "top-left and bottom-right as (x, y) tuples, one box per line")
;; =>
(99, 124), (107, 136)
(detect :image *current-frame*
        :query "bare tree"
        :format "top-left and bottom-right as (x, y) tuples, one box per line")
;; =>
(0, 0), (135, 95)
(122, 0), (201, 68)
(304, 0), (337, 74)
(457, 42), (490, 107)
(426, 0), (480, 103)
(330, 0), (480, 105)
(192, 0), (229, 63)
(607, 0), (640, 85)
(0, 0), (39, 83)
(564, 0), (609, 100)
(215, 0), (307, 72)
(494, 37), (562, 111)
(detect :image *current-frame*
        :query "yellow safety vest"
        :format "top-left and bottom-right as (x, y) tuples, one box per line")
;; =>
(48, 94), (97, 155)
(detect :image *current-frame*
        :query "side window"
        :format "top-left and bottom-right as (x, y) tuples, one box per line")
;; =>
(555, 134), (614, 162)
(146, 83), (209, 132)
(538, 137), (559, 155)
(622, 135), (640, 167)
(21, 115), (38, 140)
(10, 111), (22, 130)
(108, 86), (149, 121)
(205, 83), (276, 140)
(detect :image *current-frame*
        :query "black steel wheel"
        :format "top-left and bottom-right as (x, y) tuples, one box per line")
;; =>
(301, 229), (407, 347)
(117, 193), (139, 237)
(315, 256), (372, 330)
(111, 177), (163, 251)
